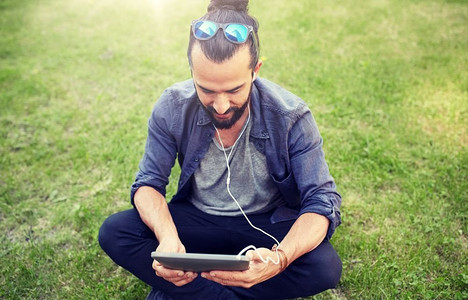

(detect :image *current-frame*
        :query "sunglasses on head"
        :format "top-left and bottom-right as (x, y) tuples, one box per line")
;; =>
(191, 19), (258, 46)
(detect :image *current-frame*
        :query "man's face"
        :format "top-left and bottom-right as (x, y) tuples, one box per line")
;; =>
(191, 43), (256, 129)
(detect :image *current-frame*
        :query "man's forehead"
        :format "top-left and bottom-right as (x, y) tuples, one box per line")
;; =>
(190, 42), (252, 71)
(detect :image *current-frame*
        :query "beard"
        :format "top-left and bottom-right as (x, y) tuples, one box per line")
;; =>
(200, 100), (249, 130)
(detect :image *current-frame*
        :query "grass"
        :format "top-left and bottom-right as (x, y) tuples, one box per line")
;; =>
(0, 0), (466, 299)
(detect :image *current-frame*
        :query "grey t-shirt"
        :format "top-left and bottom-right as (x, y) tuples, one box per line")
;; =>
(189, 118), (285, 216)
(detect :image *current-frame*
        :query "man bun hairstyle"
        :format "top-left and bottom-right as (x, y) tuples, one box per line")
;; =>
(207, 0), (249, 12)
(188, 0), (259, 70)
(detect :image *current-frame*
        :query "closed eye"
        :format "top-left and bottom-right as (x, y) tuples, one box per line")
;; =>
(226, 84), (245, 94)
(200, 87), (215, 94)
(227, 88), (240, 94)
(196, 82), (245, 95)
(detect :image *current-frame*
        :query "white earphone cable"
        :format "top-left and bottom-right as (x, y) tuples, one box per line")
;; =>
(213, 106), (281, 265)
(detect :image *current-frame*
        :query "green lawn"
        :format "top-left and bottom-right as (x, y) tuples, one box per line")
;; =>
(1, 0), (466, 299)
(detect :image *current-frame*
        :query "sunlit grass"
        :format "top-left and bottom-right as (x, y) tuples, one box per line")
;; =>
(1, 0), (466, 299)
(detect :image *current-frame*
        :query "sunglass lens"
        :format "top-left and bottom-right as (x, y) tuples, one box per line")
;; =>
(224, 24), (249, 43)
(194, 21), (217, 39)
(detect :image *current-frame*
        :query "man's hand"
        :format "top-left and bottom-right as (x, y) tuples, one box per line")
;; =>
(200, 248), (285, 288)
(134, 187), (197, 286)
(152, 238), (198, 286)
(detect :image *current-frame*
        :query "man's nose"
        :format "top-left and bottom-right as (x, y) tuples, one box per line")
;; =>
(213, 94), (230, 114)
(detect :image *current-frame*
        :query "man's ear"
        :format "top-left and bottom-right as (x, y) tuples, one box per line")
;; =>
(252, 60), (263, 81)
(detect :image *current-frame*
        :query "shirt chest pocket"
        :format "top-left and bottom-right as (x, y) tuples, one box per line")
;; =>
(270, 171), (300, 205)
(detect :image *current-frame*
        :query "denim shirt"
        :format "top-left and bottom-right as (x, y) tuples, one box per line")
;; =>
(131, 78), (341, 240)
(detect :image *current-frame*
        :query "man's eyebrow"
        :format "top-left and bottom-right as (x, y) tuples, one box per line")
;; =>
(196, 82), (246, 93)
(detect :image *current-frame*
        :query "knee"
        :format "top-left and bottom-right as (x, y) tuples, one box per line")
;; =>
(298, 242), (342, 294)
(311, 243), (342, 290)
(318, 253), (342, 290)
(98, 213), (118, 254)
(98, 211), (132, 256)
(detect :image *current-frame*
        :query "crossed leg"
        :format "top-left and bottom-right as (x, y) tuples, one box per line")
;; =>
(99, 202), (342, 299)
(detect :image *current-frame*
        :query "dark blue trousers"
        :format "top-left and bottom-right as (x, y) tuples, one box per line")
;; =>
(98, 202), (342, 300)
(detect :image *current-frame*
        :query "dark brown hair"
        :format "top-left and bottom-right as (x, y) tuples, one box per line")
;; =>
(187, 0), (260, 70)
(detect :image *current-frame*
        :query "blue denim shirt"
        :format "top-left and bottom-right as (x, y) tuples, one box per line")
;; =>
(131, 78), (341, 240)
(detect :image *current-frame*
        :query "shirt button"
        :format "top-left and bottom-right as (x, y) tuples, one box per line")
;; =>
(194, 158), (199, 162)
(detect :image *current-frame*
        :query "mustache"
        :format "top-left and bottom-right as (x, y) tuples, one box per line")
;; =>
(204, 106), (237, 115)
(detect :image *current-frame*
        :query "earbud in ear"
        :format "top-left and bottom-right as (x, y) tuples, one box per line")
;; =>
(252, 73), (256, 82)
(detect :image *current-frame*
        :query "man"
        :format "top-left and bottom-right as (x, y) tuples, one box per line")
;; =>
(99, 1), (342, 299)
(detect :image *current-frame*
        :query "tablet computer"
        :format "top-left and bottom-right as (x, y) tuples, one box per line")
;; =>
(151, 252), (250, 272)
